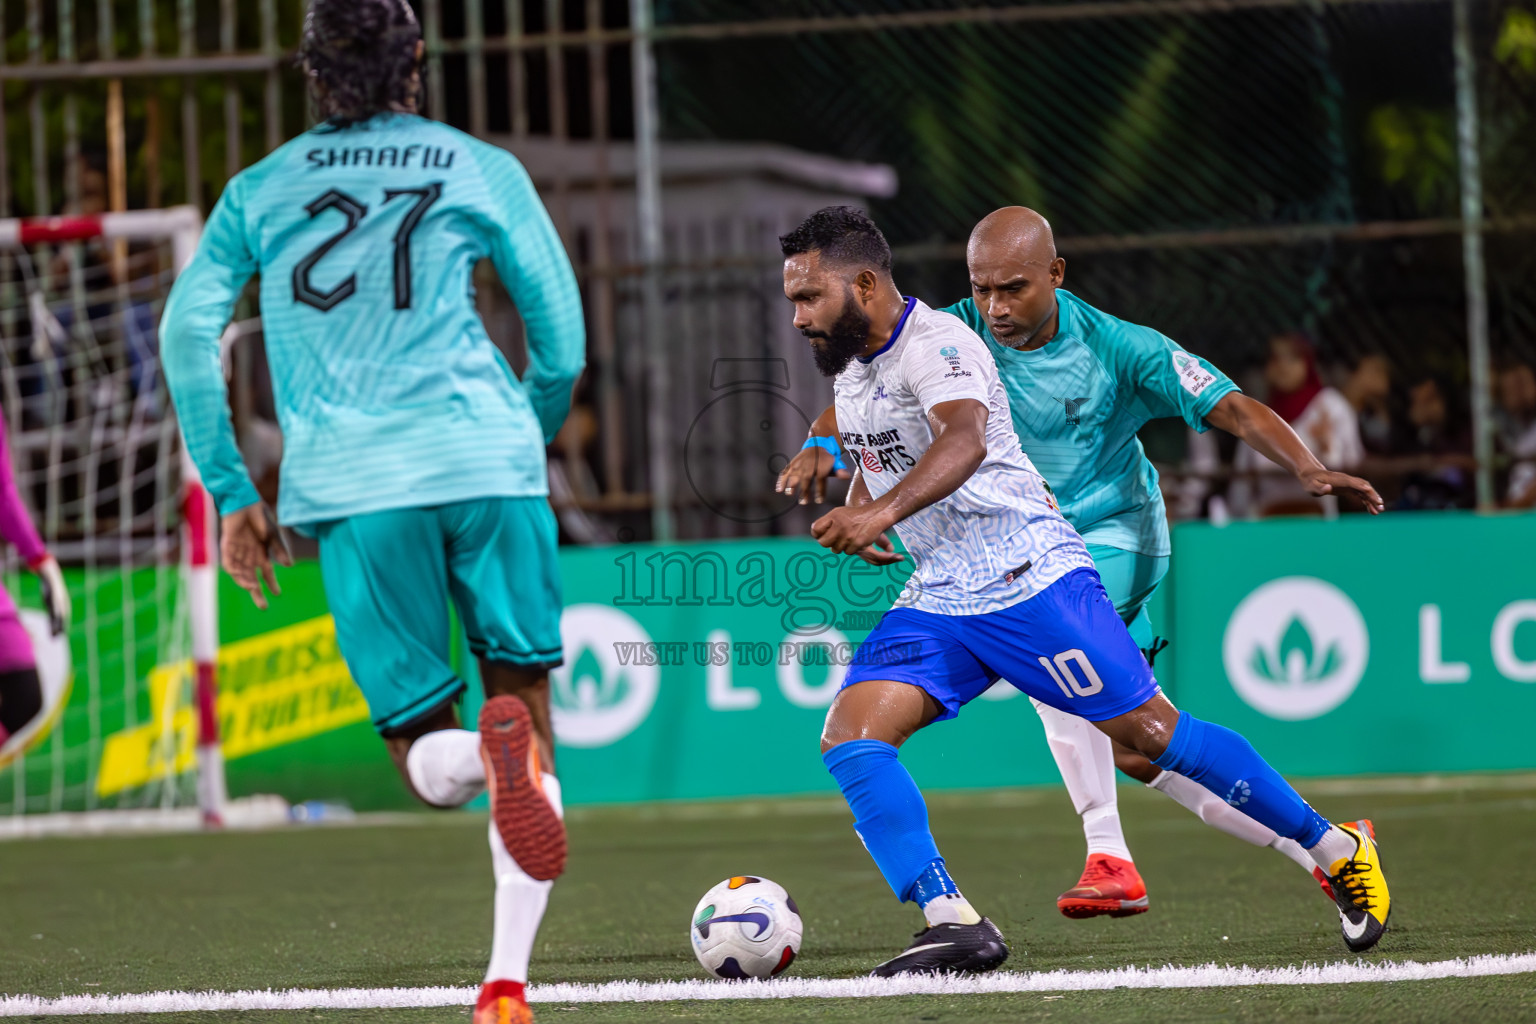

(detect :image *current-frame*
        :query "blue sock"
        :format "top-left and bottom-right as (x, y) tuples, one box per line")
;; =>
(1153, 710), (1330, 848)
(823, 739), (942, 902)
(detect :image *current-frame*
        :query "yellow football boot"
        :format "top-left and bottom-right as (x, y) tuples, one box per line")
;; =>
(1325, 821), (1390, 952)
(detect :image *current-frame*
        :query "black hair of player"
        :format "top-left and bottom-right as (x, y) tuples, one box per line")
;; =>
(299, 0), (423, 127)
(779, 206), (892, 275)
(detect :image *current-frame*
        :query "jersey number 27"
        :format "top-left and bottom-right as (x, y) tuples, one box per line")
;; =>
(292, 183), (443, 313)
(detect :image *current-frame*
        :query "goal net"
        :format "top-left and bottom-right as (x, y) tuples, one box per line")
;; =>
(0, 207), (225, 828)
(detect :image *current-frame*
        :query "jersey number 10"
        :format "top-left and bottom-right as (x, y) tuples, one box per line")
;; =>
(292, 183), (443, 313)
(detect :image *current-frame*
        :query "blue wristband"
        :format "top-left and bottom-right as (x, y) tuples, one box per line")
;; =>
(802, 435), (848, 473)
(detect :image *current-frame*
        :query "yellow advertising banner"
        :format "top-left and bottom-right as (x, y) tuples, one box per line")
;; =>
(97, 615), (367, 797)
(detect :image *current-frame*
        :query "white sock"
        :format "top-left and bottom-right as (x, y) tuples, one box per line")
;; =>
(1032, 699), (1131, 861)
(1147, 772), (1318, 874)
(922, 892), (981, 927)
(540, 772), (564, 819)
(1307, 825), (1359, 874)
(485, 819), (553, 984)
(405, 729), (486, 808)
(1149, 769), (1278, 847)
(1082, 805), (1132, 862)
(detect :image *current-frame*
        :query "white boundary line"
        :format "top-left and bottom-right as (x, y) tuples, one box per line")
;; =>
(3, 953), (1533, 1015)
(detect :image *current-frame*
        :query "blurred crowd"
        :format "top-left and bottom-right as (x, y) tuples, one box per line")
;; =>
(1166, 332), (1536, 520)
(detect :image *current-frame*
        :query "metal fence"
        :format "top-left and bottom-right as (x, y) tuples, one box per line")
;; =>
(2, 0), (1532, 544)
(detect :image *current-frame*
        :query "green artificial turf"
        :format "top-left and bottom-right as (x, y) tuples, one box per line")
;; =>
(4, 776), (1535, 1022)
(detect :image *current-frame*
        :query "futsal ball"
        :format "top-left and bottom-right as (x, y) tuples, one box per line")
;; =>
(689, 875), (803, 980)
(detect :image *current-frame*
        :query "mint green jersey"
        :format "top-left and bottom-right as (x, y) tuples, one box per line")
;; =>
(162, 113), (585, 529)
(942, 290), (1236, 556)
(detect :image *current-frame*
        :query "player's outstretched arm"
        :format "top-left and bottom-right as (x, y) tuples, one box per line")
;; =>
(161, 180), (263, 523)
(812, 398), (987, 555)
(1205, 392), (1385, 514)
(776, 403), (840, 504)
(478, 152), (586, 443)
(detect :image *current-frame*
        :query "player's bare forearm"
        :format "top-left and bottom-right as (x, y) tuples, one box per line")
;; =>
(848, 471), (872, 507)
(811, 399), (986, 554)
(776, 403), (841, 504)
(1206, 393), (1321, 476)
(1206, 392), (1385, 514)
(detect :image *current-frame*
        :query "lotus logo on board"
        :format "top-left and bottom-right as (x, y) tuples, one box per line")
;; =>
(549, 605), (660, 747)
(1222, 577), (1369, 721)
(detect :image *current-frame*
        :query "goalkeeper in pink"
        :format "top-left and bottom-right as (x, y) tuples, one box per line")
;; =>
(0, 413), (70, 760)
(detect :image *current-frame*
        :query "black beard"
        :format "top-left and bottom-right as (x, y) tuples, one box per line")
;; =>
(804, 300), (872, 377)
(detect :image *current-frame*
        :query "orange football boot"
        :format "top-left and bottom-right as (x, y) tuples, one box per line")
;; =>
(473, 980), (532, 1024)
(1057, 853), (1149, 919)
(479, 695), (566, 881)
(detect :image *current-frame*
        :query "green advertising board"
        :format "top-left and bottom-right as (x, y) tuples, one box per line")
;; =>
(1162, 512), (1536, 776)
(4, 511), (1531, 816)
(533, 538), (1064, 805)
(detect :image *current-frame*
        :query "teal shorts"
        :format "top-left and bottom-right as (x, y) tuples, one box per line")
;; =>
(1084, 544), (1169, 651)
(316, 497), (564, 735)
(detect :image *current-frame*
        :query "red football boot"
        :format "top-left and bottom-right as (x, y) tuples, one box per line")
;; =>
(1057, 853), (1150, 919)
(479, 695), (566, 881)
(473, 980), (532, 1024)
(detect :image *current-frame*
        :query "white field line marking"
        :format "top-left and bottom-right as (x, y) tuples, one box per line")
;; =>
(2, 953), (1532, 1016)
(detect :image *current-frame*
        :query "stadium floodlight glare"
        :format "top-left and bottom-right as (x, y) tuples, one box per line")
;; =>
(0, 206), (225, 829)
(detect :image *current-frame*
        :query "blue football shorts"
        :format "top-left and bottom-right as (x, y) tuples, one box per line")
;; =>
(840, 566), (1159, 723)
(315, 497), (564, 735)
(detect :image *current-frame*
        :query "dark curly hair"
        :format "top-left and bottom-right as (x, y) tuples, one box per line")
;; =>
(779, 206), (892, 274)
(299, 0), (422, 126)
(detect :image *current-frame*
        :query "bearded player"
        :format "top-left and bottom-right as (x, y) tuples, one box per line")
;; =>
(781, 207), (1384, 920)
(780, 206), (1388, 973)
(162, 2), (583, 1020)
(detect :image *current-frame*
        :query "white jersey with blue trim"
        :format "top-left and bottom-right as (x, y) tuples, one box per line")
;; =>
(832, 298), (1094, 616)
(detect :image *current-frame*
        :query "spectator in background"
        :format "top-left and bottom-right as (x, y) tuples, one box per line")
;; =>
(1342, 354), (1395, 455)
(1495, 362), (1536, 508)
(1394, 375), (1473, 510)
(1229, 332), (1363, 516)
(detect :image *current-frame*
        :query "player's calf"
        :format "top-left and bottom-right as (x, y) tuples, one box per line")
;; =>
(1110, 739), (1162, 785)
(821, 684), (1009, 976)
(385, 702), (486, 809)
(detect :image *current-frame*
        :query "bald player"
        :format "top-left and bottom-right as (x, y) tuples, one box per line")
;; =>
(780, 206), (1384, 921)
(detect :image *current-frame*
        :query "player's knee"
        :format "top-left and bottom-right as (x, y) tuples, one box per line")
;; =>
(819, 707), (888, 753)
(819, 715), (856, 754)
(0, 667), (42, 735)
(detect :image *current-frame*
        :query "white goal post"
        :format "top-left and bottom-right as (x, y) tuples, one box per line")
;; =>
(0, 206), (226, 828)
